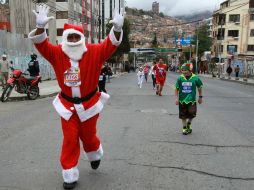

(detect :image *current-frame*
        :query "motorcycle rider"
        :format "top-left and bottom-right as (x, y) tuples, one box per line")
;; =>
(27, 53), (40, 77)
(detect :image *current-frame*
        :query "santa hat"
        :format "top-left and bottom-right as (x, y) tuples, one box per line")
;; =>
(62, 23), (84, 42)
(181, 62), (193, 71)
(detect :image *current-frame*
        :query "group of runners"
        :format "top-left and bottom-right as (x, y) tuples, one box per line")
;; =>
(137, 58), (203, 135)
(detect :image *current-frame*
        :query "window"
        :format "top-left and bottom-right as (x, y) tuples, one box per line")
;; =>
(217, 28), (225, 40)
(250, 0), (254, 8)
(56, 11), (68, 19)
(57, 28), (63, 36)
(56, 0), (68, 2)
(251, 14), (254, 21)
(250, 29), (254, 37)
(218, 14), (226, 25)
(229, 14), (240, 22)
(37, 0), (48, 2)
(227, 45), (237, 53)
(247, 45), (254, 51)
(228, 30), (239, 37)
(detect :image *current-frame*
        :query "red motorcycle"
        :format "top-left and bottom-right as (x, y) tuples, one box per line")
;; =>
(1, 69), (41, 102)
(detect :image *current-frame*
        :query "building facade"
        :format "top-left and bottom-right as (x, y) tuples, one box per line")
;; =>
(0, 0), (10, 31)
(212, 0), (254, 77)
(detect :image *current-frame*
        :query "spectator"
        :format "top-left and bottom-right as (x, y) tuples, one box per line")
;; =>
(234, 65), (240, 78)
(0, 54), (10, 88)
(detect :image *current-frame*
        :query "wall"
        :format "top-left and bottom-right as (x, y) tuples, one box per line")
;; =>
(0, 30), (55, 80)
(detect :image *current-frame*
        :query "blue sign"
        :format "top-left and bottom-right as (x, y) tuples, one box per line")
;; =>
(175, 37), (192, 45)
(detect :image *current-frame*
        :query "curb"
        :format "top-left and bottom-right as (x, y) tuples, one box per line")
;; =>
(220, 78), (254, 86)
(198, 74), (254, 86)
(3, 92), (59, 102)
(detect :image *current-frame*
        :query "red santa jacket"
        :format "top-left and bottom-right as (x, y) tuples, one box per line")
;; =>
(29, 28), (123, 121)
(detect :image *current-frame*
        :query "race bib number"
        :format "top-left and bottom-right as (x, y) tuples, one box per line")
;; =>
(182, 82), (192, 93)
(64, 67), (81, 87)
(158, 67), (165, 77)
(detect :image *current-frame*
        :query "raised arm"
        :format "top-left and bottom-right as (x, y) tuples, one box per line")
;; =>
(28, 5), (57, 65)
(98, 8), (124, 63)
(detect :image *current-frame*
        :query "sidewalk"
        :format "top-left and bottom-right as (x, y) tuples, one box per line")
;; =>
(0, 72), (126, 101)
(0, 80), (60, 101)
(198, 73), (254, 86)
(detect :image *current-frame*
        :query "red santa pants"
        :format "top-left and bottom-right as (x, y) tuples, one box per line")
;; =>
(60, 113), (100, 170)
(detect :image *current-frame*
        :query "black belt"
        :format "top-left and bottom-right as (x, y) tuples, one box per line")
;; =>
(61, 88), (98, 104)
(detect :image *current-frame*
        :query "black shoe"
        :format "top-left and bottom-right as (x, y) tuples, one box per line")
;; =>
(90, 160), (101, 170)
(63, 181), (77, 189)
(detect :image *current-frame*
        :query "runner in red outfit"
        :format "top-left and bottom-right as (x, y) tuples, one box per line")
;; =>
(153, 58), (168, 96)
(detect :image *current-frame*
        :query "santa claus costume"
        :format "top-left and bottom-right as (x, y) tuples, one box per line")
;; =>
(28, 4), (124, 189)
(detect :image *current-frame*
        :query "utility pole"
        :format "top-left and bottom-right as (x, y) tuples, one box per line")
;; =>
(195, 28), (199, 74)
(102, 0), (105, 39)
(98, 0), (101, 43)
(110, 0), (112, 19)
(219, 19), (224, 78)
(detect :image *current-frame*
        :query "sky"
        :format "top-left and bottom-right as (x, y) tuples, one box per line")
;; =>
(125, 0), (226, 16)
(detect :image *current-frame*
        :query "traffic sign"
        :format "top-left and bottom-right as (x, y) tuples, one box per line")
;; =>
(175, 37), (192, 45)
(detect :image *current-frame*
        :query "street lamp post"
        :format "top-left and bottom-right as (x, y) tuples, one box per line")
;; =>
(98, 0), (101, 43)
(219, 19), (224, 78)
(195, 29), (199, 74)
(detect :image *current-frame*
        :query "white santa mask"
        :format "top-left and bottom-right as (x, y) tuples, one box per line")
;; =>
(61, 26), (87, 61)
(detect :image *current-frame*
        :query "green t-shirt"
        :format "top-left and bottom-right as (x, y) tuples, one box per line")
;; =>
(175, 73), (203, 104)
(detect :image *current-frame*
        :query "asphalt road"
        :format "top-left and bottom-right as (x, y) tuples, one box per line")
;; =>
(0, 72), (254, 190)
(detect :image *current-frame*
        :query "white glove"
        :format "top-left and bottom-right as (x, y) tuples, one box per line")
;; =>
(32, 4), (54, 28)
(109, 8), (124, 32)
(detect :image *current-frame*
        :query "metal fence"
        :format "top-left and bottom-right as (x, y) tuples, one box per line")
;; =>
(0, 30), (55, 80)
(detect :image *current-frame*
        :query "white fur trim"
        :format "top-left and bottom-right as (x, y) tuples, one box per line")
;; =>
(62, 166), (79, 183)
(61, 39), (87, 61)
(85, 144), (103, 161)
(28, 29), (47, 44)
(52, 94), (73, 121)
(71, 87), (81, 98)
(62, 29), (84, 42)
(75, 92), (110, 122)
(52, 92), (110, 122)
(109, 27), (123, 46)
(70, 60), (81, 98)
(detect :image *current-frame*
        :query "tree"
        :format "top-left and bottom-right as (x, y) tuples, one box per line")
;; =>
(159, 12), (164, 18)
(151, 33), (158, 48)
(191, 24), (212, 58)
(191, 24), (212, 73)
(106, 18), (131, 63)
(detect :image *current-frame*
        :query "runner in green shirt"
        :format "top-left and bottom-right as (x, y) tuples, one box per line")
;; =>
(175, 62), (203, 135)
